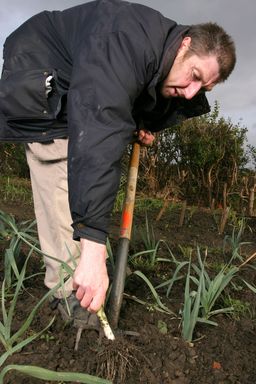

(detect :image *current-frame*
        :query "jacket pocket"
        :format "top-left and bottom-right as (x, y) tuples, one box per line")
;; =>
(0, 68), (68, 122)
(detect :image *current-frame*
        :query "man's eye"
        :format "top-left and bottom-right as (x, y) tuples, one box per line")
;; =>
(192, 71), (200, 81)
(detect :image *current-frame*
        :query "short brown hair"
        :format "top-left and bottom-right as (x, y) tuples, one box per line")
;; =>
(185, 22), (236, 82)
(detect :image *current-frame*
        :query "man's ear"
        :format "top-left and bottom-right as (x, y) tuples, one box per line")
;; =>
(178, 36), (191, 55)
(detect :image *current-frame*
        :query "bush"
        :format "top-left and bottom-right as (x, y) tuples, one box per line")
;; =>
(137, 102), (250, 207)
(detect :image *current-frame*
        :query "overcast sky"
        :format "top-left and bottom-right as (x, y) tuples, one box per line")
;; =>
(1, 0), (255, 145)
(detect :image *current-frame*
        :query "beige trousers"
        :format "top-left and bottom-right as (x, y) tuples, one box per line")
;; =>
(25, 139), (80, 298)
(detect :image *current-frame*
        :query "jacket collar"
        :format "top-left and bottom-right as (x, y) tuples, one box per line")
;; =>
(145, 24), (210, 120)
(147, 24), (189, 94)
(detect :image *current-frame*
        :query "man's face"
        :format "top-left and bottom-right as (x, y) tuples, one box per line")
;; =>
(161, 37), (220, 100)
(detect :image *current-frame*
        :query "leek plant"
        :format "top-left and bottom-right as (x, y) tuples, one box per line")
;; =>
(131, 240), (190, 301)
(129, 239), (175, 270)
(181, 258), (203, 342)
(153, 242), (189, 298)
(129, 270), (175, 315)
(181, 247), (238, 342)
(223, 217), (251, 262)
(140, 212), (157, 250)
(0, 365), (112, 383)
(0, 210), (39, 288)
(0, 211), (114, 341)
(192, 248), (238, 321)
(0, 249), (58, 367)
(0, 210), (115, 382)
(243, 280), (256, 294)
(155, 259), (189, 298)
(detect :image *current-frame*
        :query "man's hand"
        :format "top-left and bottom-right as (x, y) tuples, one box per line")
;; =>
(73, 238), (109, 313)
(137, 129), (155, 146)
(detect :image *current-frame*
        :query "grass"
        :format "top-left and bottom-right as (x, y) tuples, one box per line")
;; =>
(185, 205), (198, 226)
(0, 176), (33, 204)
(222, 296), (251, 320)
(135, 197), (165, 211)
(178, 245), (193, 259)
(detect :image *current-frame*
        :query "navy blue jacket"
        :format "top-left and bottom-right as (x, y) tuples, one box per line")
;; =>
(0, 0), (210, 243)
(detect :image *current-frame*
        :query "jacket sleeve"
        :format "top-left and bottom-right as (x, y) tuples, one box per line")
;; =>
(67, 32), (154, 243)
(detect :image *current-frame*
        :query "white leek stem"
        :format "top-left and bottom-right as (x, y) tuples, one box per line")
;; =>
(97, 307), (115, 340)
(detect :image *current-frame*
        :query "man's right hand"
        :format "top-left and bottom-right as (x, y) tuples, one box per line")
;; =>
(73, 238), (109, 313)
(138, 129), (155, 146)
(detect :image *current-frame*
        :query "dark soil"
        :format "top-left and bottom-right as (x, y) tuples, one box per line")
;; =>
(1, 198), (256, 384)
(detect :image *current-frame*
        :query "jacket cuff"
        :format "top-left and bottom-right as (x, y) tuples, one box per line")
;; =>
(72, 222), (107, 244)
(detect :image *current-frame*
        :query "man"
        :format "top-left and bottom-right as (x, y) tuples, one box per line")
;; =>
(0, 0), (236, 323)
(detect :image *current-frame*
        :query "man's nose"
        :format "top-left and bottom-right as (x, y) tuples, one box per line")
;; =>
(184, 82), (202, 99)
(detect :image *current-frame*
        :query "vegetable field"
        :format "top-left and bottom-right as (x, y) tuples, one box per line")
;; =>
(1, 191), (256, 384)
